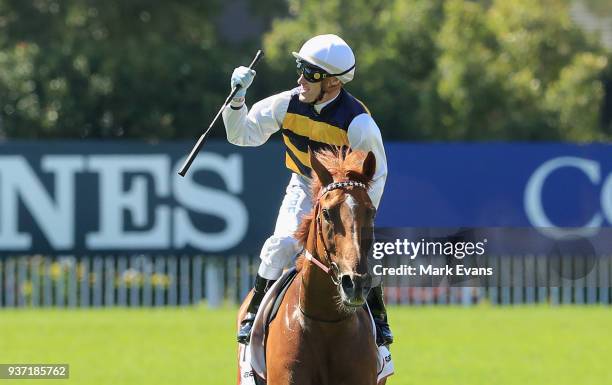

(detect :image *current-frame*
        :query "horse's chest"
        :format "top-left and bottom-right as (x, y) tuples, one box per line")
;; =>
(267, 305), (377, 385)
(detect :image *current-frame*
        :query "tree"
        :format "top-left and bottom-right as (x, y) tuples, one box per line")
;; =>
(264, 0), (445, 140)
(0, 0), (231, 139)
(263, 0), (611, 140)
(1, 0), (609, 141)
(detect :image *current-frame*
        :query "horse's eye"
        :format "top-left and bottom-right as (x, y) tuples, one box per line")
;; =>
(322, 208), (331, 222)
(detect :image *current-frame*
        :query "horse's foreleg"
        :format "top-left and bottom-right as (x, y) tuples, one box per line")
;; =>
(377, 378), (387, 385)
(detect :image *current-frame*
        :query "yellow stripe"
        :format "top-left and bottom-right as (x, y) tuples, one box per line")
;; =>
(283, 113), (349, 146)
(282, 134), (310, 168)
(285, 153), (303, 175)
(354, 97), (371, 115)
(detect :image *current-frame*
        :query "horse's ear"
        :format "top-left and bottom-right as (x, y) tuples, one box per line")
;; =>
(309, 149), (333, 186)
(361, 151), (376, 182)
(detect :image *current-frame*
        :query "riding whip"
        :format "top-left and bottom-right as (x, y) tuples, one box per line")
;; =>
(178, 49), (264, 177)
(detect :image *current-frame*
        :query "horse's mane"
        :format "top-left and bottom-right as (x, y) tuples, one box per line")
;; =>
(294, 148), (373, 271)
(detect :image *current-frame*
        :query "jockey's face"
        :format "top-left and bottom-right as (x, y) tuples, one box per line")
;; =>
(297, 75), (341, 104)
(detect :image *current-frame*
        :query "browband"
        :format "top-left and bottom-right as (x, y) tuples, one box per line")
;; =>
(319, 180), (367, 197)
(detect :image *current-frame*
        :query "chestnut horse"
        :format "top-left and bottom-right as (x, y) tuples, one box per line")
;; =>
(238, 149), (383, 385)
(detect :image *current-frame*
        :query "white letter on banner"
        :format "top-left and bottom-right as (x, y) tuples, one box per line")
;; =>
(86, 155), (170, 249)
(0, 155), (84, 249)
(525, 156), (602, 239)
(173, 154), (248, 252)
(601, 174), (612, 225)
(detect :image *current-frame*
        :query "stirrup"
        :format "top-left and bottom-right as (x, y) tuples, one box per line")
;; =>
(237, 312), (257, 344)
(236, 275), (274, 345)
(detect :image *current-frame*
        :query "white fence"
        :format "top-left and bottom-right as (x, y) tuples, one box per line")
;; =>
(0, 255), (610, 307)
(0, 255), (257, 308)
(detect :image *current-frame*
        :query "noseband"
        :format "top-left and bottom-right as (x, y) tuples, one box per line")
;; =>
(303, 180), (368, 285)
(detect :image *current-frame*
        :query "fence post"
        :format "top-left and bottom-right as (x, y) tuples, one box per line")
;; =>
(117, 256), (127, 306)
(239, 255), (252, 302)
(525, 255), (535, 304)
(573, 256), (585, 305)
(18, 257), (27, 307)
(206, 256), (224, 308)
(129, 256), (140, 307)
(154, 256), (165, 307)
(488, 255), (499, 305)
(80, 257), (90, 307)
(31, 257), (40, 307)
(93, 256), (103, 307)
(193, 256), (203, 305)
(460, 287), (472, 307)
(512, 256), (524, 305)
(105, 257), (115, 306)
(55, 257), (65, 308)
(586, 258), (597, 304)
(67, 257), (77, 308)
(142, 256), (152, 307)
(227, 255), (238, 305)
(0, 259), (3, 307)
(43, 258), (52, 307)
(5, 258), (15, 307)
(536, 255), (548, 305)
(168, 256), (177, 306)
(180, 256), (190, 306)
(561, 257), (572, 305)
(599, 256), (609, 304)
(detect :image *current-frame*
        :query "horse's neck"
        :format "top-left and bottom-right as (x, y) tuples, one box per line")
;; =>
(299, 220), (346, 322)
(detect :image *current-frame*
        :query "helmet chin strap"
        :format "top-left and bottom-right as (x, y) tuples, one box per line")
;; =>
(312, 83), (327, 105)
(311, 81), (340, 106)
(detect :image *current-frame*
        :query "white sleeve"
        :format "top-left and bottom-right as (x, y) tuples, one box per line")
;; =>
(221, 91), (291, 146)
(347, 113), (388, 209)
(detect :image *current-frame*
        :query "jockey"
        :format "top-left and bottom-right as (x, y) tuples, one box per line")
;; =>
(222, 34), (393, 346)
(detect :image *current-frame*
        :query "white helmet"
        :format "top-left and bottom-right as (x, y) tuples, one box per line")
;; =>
(292, 34), (356, 84)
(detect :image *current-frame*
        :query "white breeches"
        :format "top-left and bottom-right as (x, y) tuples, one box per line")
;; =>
(258, 173), (313, 280)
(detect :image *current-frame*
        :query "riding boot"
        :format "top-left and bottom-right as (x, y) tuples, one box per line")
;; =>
(367, 285), (394, 346)
(237, 274), (275, 344)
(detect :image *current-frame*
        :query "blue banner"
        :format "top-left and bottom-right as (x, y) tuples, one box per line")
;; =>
(1, 141), (610, 255)
(377, 143), (612, 237)
(0, 141), (288, 255)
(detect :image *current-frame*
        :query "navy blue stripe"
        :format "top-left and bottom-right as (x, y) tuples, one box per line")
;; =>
(282, 128), (338, 153)
(286, 147), (311, 175)
(286, 89), (368, 130)
(282, 88), (369, 176)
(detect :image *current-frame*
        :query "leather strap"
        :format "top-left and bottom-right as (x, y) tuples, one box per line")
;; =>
(304, 249), (330, 274)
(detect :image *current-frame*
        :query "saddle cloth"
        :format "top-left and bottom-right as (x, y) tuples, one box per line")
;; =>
(238, 269), (395, 384)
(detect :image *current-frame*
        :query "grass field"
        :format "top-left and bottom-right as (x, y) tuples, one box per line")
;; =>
(0, 305), (610, 385)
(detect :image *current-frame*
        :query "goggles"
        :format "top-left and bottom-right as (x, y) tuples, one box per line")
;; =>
(296, 60), (329, 83)
(296, 59), (356, 83)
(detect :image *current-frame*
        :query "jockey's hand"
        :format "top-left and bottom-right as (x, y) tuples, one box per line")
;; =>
(231, 66), (256, 98)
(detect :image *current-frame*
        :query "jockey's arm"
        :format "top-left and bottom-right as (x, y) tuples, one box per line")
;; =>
(222, 91), (291, 146)
(347, 114), (388, 209)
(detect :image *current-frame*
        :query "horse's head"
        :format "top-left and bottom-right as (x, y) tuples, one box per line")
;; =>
(303, 148), (376, 309)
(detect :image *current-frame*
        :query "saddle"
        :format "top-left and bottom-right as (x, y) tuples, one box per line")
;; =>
(238, 268), (394, 384)
(239, 268), (298, 384)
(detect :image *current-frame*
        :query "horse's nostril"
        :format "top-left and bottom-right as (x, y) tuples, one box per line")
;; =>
(341, 275), (354, 291)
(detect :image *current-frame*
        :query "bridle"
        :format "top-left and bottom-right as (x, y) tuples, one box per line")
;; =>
(303, 179), (368, 286)
(299, 179), (369, 322)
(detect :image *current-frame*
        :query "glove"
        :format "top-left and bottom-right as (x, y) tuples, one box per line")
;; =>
(231, 66), (256, 98)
